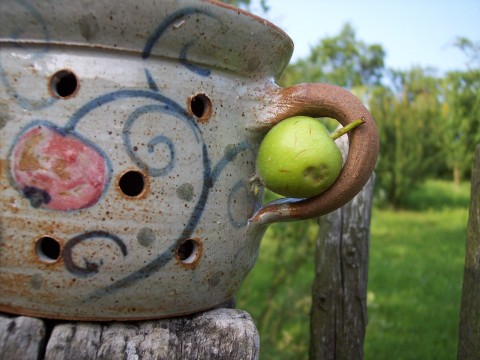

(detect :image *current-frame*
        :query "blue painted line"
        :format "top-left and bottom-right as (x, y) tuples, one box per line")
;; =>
(63, 231), (128, 278)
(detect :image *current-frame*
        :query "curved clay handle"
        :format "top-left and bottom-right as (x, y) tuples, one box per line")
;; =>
(250, 83), (379, 225)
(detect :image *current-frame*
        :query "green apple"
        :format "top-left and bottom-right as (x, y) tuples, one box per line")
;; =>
(256, 116), (343, 198)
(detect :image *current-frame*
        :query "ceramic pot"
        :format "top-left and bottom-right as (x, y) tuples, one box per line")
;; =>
(0, 0), (379, 320)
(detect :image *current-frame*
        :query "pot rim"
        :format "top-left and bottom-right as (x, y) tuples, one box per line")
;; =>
(0, 0), (294, 79)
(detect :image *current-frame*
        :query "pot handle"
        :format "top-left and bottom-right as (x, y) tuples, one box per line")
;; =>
(250, 83), (379, 225)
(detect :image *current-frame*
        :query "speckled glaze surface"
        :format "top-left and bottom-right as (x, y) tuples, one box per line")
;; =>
(0, 0), (379, 320)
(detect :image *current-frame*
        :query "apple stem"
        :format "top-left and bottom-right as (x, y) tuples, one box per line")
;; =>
(330, 118), (365, 140)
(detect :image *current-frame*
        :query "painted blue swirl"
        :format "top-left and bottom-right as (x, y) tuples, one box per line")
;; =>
(64, 89), (196, 133)
(180, 40), (212, 77)
(228, 180), (252, 228)
(147, 135), (175, 174)
(144, 69), (160, 91)
(63, 231), (128, 277)
(211, 141), (253, 182)
(142, 6), (219, 76)
(122, 103), (200, 178)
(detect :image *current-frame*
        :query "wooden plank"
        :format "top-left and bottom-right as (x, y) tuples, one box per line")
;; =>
(0, 314), (46, 360)
(310, 134), (374, 360)
(44, 308), (259, 360)
(457, 144), (480, 360)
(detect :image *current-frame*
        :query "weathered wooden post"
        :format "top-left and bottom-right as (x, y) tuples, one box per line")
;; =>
(457, 145), (480, 360)
(0, 308), (259, 360)
(0, 315), (46, 360)
(310, 136), (375, 360)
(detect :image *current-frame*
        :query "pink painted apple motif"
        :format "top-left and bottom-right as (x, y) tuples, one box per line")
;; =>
(11, 124), (108, 211)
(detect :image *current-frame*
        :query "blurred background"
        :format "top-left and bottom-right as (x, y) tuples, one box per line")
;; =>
(220, 0), (480, 359)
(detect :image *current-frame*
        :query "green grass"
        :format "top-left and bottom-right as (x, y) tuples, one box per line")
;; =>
(237, 179), (469, 359)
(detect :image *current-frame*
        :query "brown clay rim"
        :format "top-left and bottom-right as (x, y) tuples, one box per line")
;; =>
(0, 298), (234, 321)
(204, 0), (291, 41)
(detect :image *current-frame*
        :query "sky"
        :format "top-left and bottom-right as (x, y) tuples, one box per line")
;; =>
(249, 0), (479, 74)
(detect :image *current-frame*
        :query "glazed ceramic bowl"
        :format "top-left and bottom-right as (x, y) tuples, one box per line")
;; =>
(0, 0), (378, 320)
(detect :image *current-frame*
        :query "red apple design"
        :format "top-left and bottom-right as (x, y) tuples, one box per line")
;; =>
(11, 124), (107, 211)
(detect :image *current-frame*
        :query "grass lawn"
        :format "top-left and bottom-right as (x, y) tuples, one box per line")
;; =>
(236, 180), (470, 359)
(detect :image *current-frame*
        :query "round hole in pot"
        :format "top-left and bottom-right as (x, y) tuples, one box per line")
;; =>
(176, 238), (202, 265)
(35, 236), (62, 263)
(50, 69), (78, 98)
(118, 170), (146, 197)
(188, 93), (212, 122)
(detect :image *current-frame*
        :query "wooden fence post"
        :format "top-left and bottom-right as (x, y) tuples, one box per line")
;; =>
(0, 315), (46, 360)
(457, 144), (480, 359)
(0, 308), (259, 360)
(309, 133), (374, 360)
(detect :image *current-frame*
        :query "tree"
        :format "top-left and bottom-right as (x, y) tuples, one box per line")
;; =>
(454, 37), (480, 70)
(439, 37), (480, 185)
(442, 69), (480, 185)
(370, 68), (444, 207)
(279, 23), (385, 89)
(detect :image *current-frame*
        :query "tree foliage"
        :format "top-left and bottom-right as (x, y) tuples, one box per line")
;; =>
(279, 23), (385, 88)
(454, 37), (480, 69)
(441, 69), (480, 184)
(371, 68), (444, 207)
